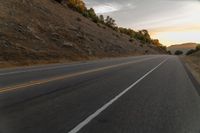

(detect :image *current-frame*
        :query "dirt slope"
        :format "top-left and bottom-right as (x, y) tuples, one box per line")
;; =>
(0, 0), (164, 67)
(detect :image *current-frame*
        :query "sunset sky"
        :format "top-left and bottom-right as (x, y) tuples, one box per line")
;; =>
(84, 0), (200, 46)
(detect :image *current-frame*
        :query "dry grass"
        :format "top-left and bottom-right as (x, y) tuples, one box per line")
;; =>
(183, 56), (200, 83)
(0, 0), (164, 68)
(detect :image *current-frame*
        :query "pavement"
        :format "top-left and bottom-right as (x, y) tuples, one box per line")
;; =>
(0, 55), (200, 133)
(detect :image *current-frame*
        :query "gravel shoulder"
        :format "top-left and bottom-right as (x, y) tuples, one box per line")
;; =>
(182, 56), (200, 84)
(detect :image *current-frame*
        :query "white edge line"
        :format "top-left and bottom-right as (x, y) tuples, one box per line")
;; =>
(68, 58), (168, 133)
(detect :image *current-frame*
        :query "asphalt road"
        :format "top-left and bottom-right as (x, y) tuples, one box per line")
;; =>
(0, 55), (200, 133)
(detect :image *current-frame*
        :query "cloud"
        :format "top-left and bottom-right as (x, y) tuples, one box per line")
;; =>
(84, 0), (200, 46)
(85, 0), (136, 14)
(90, 3), (121, 14)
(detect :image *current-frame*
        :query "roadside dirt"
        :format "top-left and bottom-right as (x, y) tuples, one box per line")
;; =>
(183, 56), (200, 84)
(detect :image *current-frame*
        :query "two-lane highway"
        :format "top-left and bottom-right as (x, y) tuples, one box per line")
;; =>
(0, 55), (200, 133)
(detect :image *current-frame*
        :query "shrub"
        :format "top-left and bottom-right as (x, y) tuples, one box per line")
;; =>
(196, 44), (200, 51)
(186, 49), (196, 55)
(105, 16), (116, 28)
(167, 51), (172, 55)
(67, 0), (87, 13)
(175, 50), (183, 55)
(55, 0), (63, 3)
(99, 15), (104, 24)
(186, 45), (200, 55)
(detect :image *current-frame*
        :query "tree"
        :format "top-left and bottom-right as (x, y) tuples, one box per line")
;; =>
(175, 50), (183, 55)
(139, 30), (151, 43)
(196, 44), (200, 51)
(186, 45), (200, 55)
(87, 8), (96, 18)
(99, 15), (104, 23)
(105, 16), (116, 28)
(85, 8), (99, 23)
(140, 30), (150, 39)
(167, 51), (172, 55)
(152, 39), (161, 46)
(67, 0), (87, 13)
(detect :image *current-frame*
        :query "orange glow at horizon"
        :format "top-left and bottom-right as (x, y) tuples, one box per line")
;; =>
(85, 0), (200, 46)
(149, 2), (200, 46)
(151, 31), (200, 46)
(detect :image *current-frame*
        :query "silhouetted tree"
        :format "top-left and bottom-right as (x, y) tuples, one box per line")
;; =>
(99, 15), (104, 23)
(152, 39), (161, 46)
(167, 51), (172, 55)
(175, 50), (183, 55)
(105, 16), (116, 28)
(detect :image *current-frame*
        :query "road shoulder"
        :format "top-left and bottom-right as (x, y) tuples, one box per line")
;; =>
(181, 57), (200, 94)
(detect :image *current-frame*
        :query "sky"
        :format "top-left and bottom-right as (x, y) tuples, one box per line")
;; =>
(84, 0), (200, 46)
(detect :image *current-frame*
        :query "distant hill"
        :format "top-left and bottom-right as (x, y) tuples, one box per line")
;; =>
(168, 43), (198, 55)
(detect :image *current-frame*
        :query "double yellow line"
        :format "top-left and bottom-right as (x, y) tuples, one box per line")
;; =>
(0, 57), (157, 94)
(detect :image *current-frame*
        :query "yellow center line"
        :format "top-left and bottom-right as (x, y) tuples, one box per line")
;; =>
(0, 57), (158, 93)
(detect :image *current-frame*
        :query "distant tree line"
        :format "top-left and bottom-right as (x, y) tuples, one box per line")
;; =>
(55, 0), (116, 26)
(117, 28), (167, 51)
(174, 50), (183, 55)
(55, 0), (167, 52)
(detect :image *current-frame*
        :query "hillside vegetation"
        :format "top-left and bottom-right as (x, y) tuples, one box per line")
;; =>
(186, 45), (200, 56)
(0, 0), (166, 67)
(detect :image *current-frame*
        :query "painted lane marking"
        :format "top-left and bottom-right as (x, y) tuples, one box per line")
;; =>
(0, 56), (152, 76)
(0, 57), (158, 93)
(0, 63), (90, 76)
(68, 58), (168, 133)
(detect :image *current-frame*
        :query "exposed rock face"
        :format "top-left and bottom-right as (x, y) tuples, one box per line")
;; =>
(0, 0), (164, 66)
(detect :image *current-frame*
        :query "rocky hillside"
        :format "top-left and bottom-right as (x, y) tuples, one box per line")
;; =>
(168, 43), (198, 55)
(0, 0), (165, 67)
